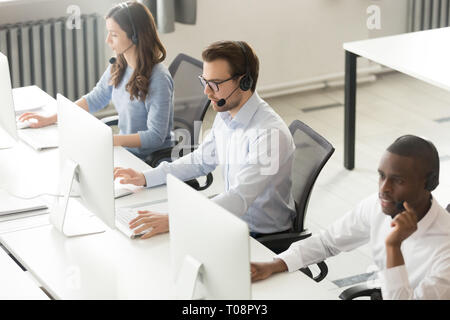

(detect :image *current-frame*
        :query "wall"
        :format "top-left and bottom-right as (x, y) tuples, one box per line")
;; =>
(159, 0), (410, 96)
(0, 0), (410, 97)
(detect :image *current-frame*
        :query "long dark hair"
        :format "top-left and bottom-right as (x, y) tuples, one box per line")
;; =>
(106, 1), (166, 101)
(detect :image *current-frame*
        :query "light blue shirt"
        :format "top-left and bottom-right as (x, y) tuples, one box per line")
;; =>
(143, 92), (296, 234)
(83, 63), (174, 159)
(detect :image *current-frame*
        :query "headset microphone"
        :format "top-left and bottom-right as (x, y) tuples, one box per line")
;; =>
(392, 200), (406, 219)
(108, 43), (135, 64)
(217, 86), (240, 107)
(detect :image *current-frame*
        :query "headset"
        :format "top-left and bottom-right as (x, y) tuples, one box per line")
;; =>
(120, 2), (138, 45)
(424, 139), (439, 191)
(235, 41), (253, 92)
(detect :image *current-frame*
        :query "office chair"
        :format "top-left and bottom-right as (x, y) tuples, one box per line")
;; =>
(102, 53), (213, 191)
(340, 202), (450, 300)
(256, 120), (335, 282)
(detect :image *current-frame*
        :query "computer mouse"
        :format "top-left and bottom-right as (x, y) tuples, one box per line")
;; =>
(16, 118), (38, 129)
(16, 120), (31, 129)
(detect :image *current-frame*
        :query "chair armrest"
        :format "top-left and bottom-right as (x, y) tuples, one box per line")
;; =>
(256, 230), (312, 254)
(100, 115), (119, 127)
(194, 172), (213, 191)
(339, 283), (382, 300)
(144, 147), (174, 168)
(299, 261), (328, 283)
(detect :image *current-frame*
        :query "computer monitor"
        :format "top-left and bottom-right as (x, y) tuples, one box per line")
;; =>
(0, 52), (19, 148)
(167, 174), (251, 300)
(50, 94), (116, 237)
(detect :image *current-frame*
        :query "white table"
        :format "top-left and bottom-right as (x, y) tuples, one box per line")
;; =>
(0, 141), (338, 300)
(0, 245), (48, 300)
(342, 27), (450, 169)
(0, 207), (337, 300)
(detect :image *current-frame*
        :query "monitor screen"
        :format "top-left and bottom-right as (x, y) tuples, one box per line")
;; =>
(167, 174), (251, 300)
(51, 94), (115, 236)
(0, 52), (19, 147)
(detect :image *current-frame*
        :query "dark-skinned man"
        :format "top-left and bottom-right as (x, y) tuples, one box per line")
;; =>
(251, 135), (450, 300)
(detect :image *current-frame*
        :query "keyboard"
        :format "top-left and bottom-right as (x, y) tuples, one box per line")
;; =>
(18, 125), (58, 150)
(114, 179), (142, 199)
(115, 207), (153, 239)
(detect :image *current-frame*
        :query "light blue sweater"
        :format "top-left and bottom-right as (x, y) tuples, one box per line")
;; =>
(83, 63), (174, 159)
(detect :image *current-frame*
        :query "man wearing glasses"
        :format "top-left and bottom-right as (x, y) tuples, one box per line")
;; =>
(114, 41), (297, 240)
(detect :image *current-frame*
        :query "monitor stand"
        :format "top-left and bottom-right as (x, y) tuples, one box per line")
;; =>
(174, 255), (205, 300)
(0, 127), (16, 149)
(50, 158), (105, 237)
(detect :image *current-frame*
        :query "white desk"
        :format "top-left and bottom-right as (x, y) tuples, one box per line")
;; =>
(0, 205), (337, 300)
(0, 137), (338, 300)
(0, 245), (48, 300)
(342, 27), (450, 169)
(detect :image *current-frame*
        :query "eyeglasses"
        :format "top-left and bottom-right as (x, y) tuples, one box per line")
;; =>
(198, 75), (236, 92)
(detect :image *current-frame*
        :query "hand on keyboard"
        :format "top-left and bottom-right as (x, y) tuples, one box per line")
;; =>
(128, 210), (169, 239)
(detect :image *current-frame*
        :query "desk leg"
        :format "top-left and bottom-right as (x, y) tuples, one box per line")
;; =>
(344, 51), (357, 170)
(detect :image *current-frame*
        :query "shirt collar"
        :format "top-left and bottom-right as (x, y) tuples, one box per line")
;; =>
(219, 91), (261, 130)
(410, 196), (439, 240)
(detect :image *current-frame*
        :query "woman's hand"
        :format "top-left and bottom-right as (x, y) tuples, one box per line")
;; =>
(18, 112), (57, 128)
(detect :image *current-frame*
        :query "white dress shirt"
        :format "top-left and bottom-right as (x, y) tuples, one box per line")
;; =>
(143, 91), (296, 234)
(277, 193), (450, 300)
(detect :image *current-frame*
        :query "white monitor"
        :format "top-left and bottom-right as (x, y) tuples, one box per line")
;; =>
(0, 52), (18, 149)
(50, 94), (116, 237)
(167, 174), (251, 300)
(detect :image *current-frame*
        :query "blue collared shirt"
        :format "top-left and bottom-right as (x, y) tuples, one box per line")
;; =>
(83, 63), (174, 159)
(143, 91), (296, 234)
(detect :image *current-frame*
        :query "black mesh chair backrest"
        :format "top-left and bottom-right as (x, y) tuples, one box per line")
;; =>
(169, 53), (210, 147)
(289, 120), (335, 232)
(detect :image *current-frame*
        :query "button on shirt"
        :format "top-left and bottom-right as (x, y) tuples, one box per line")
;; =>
(83, 63), (174, 159)
(277, 193), (450, 299)
(143, 92), (296, 234)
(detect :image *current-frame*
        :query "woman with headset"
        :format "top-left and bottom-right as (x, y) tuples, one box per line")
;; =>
(19, 1), (174, 160)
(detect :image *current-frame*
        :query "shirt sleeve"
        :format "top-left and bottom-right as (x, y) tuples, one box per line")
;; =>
(379, 252), (450, 299)
(143, 125), (218, 187)
(212, 127), (294, 217)
(277, 196), (374, 272)
(83, 65), (113, 113)
(138, 68), (174, 150)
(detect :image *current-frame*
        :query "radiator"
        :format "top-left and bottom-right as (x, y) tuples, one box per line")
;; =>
(0, 14), (106, 101)
(409, 0), (450, 31)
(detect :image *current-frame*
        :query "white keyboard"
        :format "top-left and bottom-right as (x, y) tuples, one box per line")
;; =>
(115, 207), (153, 239)
(18, 125), (58, 150)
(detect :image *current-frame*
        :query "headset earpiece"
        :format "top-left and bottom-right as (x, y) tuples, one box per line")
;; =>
(236, 41), (253, 91)
(120, 2), (138, 45)
(425, 172), (439, 191)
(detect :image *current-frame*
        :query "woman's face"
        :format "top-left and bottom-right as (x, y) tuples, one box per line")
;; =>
(105, 18), (132, 54)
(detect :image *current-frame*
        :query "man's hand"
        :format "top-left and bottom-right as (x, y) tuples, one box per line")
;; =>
(18, 112), (56, 128)
(385, 201), (418, 248)
(114, 167), (146, 186)
(129, 211), (169, 239)
(251, 259), (288, 282)
(385, 201), (418, 268)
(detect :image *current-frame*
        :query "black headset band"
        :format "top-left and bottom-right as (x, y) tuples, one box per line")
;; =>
(235, 41), (253, 91)
(120, 2), (138, 44)
(236, 41), (250, 76)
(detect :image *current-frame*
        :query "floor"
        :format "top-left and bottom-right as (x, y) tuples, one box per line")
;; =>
(201, 71), (450, 288)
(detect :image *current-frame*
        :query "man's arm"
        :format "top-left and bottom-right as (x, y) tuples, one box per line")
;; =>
(143, 128), (218, 188)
